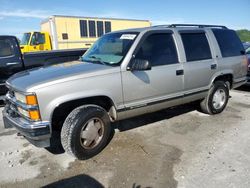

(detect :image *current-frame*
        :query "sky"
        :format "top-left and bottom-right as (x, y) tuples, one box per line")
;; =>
(0, 0), (249, 39)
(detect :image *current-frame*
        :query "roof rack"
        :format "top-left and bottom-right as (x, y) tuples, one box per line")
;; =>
(153, 24), (228, 29)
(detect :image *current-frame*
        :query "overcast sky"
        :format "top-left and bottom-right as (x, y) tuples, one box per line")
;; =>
(0, 0), (249, 39)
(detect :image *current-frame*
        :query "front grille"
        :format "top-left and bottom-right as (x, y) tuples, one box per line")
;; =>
(5, 90), (20, 118)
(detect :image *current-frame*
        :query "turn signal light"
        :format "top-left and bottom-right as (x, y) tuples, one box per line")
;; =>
(26, 95), (38, 105)
(29, 110), (41, 121)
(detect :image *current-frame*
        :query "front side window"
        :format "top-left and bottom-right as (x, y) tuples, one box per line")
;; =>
(82, 32), (138, 66)
(20, 33), (31, 45)
(181, 32), (212, 62)
(30, 33), (45, 45)
(0, 39), (14, 57)
(135, 33), (178, 66)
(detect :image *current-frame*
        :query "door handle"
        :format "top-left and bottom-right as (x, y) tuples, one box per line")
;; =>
(176, 69), (184, 76)
(6, 62), (19, 66)
(211, 64), (217, 70)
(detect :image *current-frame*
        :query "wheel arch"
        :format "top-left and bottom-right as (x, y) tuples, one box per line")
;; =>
(210, 71), (233, 89)
(50, 95), (117, 132)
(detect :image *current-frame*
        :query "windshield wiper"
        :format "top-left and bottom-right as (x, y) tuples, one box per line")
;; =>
(88, 55), (109, 66)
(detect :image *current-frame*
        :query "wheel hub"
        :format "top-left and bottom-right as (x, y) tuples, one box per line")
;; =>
(212, 89), (226, 110)
(80, 118), (104, 149)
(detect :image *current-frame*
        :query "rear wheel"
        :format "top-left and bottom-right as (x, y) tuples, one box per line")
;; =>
(61, 105), (112, 160)
(200, 81), (229, 114)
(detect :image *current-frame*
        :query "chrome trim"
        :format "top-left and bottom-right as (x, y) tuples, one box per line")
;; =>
(6, 62), (19, 66)
(0, 83), (5, 86)
(0, 95), (5, 101)
(6, 93), (39, 111)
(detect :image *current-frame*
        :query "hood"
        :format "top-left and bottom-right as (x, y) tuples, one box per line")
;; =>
(7, 61), (117, 92)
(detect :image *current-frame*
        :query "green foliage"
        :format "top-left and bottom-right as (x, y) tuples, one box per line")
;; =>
(236, 29), (250, 42)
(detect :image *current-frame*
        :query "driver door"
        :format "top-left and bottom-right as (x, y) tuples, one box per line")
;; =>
(121, 31), (184, 109)
(29, 32), (45, 52)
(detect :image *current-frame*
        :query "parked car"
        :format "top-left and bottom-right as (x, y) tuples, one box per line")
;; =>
(0, 35), (87, 100)
(3, 24), (248, 160)
(243, 42), (250, 85)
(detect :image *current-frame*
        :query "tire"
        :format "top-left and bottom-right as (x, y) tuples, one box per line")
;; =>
(61, 105), (112, 160)
(200, 81), (229, 115)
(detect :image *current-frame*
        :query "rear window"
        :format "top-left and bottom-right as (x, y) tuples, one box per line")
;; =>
(181, 32), (212, 62)
(0, 39), (14, 57)
(212, 29), (244, 57)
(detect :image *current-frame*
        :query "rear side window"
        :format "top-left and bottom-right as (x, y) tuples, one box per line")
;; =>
(0, 39), (14, 57)
(181, 33), (212, 62)
(212, 29), (244, 57)
(135, 33), (179, 66)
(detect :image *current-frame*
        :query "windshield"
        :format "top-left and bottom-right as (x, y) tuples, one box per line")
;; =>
(82, 32), (138, 66)
(20, 33), (31, 45)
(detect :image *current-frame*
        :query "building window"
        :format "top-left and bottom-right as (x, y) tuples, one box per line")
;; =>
(62, 33), (68, 40)
(88, 20), (96, 37)
(80, 20), (88, 37)
(97, 21), (104, 37)
(105, 21), (111, 33)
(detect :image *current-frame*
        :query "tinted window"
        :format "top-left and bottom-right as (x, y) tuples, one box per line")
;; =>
(80, 20), (88, 37)
(213, 29), (244, 57)
(88, 20), (96, 37)
(105, 21), (111, 33)
(97, 21), (104, 37)
(181, 33), (212, 62)
(135, 33), (178, 66)
(0, 39), (14, 57)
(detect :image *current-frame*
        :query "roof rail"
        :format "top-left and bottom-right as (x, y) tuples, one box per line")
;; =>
(153, 24), (227, 29)
(168, 24), (228, 29)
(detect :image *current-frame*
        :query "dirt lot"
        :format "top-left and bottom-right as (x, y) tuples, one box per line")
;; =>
(0, 87), (250, 188)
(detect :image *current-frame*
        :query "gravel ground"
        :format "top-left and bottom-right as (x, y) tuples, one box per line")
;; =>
(0, 87), (250, 188)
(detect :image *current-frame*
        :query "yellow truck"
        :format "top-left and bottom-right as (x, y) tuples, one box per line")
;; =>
(20, 15), (151, 53)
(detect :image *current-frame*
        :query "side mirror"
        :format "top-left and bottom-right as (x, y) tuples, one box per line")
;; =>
(129, 58), (151, 71)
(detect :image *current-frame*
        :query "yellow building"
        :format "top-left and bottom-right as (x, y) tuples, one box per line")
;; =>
(41, 15), (151, 50)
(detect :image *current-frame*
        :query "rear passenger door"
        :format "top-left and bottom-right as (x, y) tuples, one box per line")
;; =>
(122, 31), (183, 108)
(180, 30), (215, 94)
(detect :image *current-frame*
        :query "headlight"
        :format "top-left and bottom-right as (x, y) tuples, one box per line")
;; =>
(15, 92), (38, 105)
(15, 92), (26, 104)
(15, 92), (40, 121)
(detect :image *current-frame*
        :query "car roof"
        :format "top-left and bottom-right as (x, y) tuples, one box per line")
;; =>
(111, 24), (229, 34)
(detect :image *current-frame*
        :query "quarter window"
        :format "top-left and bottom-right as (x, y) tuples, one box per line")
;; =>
(181, 33), (212, 62)
(212, 29), (244, 57)
(135, 33), (179, 66)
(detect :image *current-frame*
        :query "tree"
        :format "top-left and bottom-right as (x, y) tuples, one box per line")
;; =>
(236, 29), (250, 42)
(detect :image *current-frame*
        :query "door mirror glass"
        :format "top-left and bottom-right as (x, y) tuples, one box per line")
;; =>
(130, 58), (151, 71)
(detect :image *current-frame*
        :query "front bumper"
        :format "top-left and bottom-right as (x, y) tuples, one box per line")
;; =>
(2, 107), (51, 147)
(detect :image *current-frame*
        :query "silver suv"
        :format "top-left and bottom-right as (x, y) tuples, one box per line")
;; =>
(3, 24), (248, 160)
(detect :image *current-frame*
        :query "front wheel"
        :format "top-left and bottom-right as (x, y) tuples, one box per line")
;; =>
(200, 81), (229, 115)
(61, 105), (112, 160)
